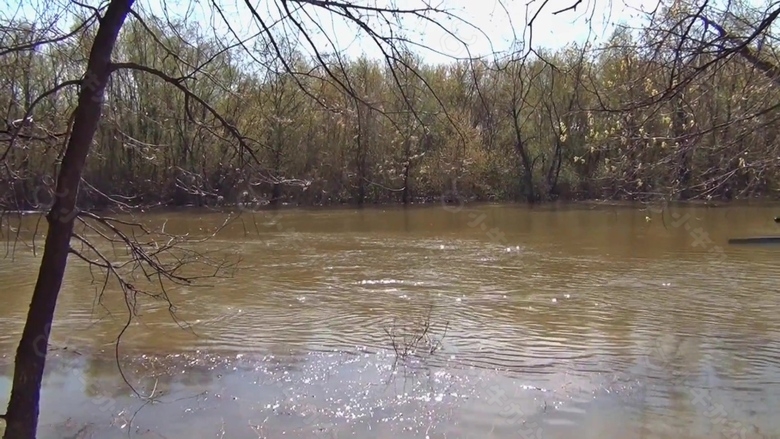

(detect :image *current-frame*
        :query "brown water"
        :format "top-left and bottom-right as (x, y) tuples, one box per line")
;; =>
(1, 202), (780, 439)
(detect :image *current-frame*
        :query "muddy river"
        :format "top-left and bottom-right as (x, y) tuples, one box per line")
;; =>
(1, 202), (779, 438)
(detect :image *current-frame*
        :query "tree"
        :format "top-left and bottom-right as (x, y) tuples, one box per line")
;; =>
(251, 44), (310, 205)
(499, 53), (547, 202)
(384, 53), (432, 204)
(2, 1), (135, 436)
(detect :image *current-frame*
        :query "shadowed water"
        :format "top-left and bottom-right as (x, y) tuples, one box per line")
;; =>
(1, 202), (780, 438)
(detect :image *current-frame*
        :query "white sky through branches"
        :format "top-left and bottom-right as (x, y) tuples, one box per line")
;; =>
(3, 0), (770, 65)
(149, 0), (659, 63)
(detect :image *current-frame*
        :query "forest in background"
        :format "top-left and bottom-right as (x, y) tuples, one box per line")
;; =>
(2, 0), (780, 209)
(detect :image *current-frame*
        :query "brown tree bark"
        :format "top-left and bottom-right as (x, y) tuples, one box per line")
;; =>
(511, 107), (536, 203)
(2, 0), (133, 437)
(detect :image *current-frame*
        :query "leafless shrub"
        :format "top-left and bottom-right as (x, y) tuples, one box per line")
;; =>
(383, 304), (449, 362)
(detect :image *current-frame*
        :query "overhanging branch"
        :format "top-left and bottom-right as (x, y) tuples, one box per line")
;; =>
(107, 61), (280, 181)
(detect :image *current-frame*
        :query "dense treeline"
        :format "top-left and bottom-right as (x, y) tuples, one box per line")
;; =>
(2, 3), (780, 209)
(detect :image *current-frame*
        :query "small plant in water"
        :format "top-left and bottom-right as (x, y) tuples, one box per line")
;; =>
(383, 305), (449, 362)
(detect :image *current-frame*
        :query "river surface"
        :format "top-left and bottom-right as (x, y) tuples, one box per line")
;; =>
(1, 202), (780, 438)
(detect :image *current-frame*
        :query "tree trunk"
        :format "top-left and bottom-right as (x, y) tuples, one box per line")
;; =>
(510, 107), (536, 203)
(270, 183), (282, 206)
(514, 140), (536, 203)
(546, 140), (563, 198)
(2, 1), (133, 438)
(402, 163), (410, 205)
(354, 140), (366, 206)
(673, 95), (692, 200)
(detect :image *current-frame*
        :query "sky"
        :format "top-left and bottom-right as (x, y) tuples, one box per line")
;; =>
(150, 0), (661, 64)
(3, 0), (659, 62)
(1, 0), (759, 65)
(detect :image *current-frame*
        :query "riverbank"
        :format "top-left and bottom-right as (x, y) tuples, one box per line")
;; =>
(7, 194), (780, 220)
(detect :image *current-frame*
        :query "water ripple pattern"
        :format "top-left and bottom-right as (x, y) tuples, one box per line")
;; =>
(2, 205), (780, 438)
